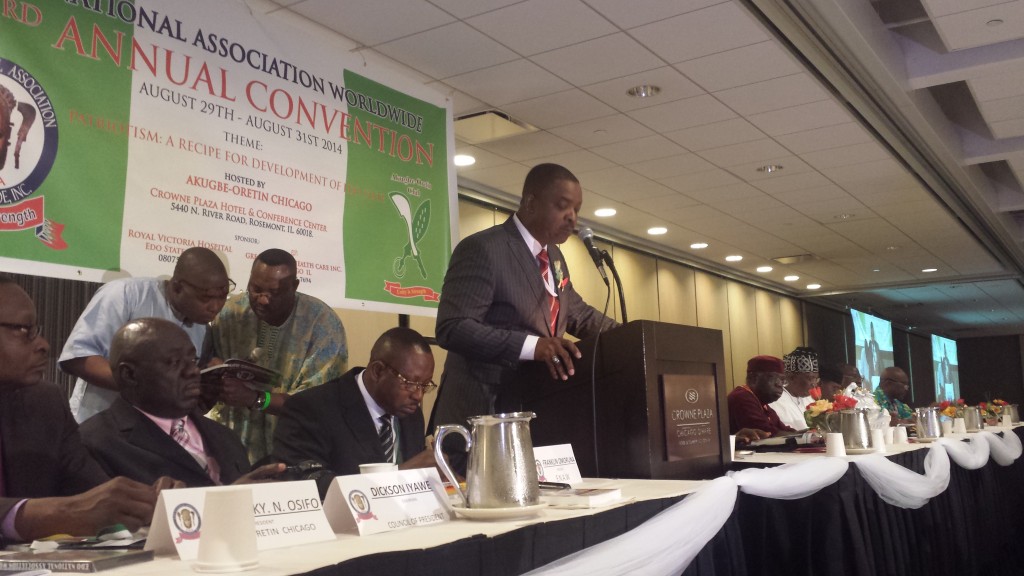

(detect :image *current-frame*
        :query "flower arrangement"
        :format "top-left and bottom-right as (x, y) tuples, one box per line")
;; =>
(803, 394), (858, 430)
(979, 399), (1008, 421)
(939, 398), (966, 419)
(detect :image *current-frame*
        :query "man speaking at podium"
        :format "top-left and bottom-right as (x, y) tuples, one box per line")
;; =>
(431, 163), (617, 469)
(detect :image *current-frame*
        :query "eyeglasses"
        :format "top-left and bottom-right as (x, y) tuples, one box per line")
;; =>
(179, 278), (236, 300)
(247, 285), (290, 303)
(0, 322), (42, 341)
(382, 362), (437, 394)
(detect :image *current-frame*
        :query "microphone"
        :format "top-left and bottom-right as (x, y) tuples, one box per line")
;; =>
(578, 227), (608, 285)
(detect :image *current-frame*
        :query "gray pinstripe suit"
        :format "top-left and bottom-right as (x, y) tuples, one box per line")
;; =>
(430, 216), (616, 435)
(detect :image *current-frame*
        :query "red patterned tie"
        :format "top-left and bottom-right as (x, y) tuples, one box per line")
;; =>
(538, 248), (559, 336)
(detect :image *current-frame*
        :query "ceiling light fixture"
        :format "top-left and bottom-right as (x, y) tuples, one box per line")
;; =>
(784, 275), (800, 282)
(594, 208), (617, 217)
(987, 19), (1004, 26)
(647, 226), (667, 235)
(922, 268), (938, 273)
(834, 213), (854, 220)
(627, 84), (661, 98)
(725, 255), (743, 262)
(690, 242), (709, 249)
(453, 154), (476, 167)
(756, 266), (773, 273)
(807, 283), (821, 290)
(757, 164), (783, 173)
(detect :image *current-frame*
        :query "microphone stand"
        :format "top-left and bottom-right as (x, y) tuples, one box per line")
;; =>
(601, 250), (627, 323)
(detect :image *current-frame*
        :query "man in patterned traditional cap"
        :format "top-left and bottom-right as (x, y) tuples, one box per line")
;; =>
(769, 347), (820, 431)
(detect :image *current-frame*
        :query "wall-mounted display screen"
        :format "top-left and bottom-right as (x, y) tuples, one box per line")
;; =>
(851, 309), (893, 389)
(931, 335), (959, 402)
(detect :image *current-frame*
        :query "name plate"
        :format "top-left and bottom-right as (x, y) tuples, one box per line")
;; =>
(323, 468), (451, 536)
(534, 444), (583, 485)
(146, 480), (334, 560)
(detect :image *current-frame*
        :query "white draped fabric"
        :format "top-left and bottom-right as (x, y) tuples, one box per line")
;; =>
(728, 457), (849, 500)
(853, 446), (950, 509)
(938, 436), (990, 469)
(979, 430), (1023, 465)
(524, 477), (738, 576)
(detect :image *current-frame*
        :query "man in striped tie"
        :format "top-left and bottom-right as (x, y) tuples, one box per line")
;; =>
(273, 328), (439, 495)
(431, 163), (618, 473)
(79, 318), (284, 487)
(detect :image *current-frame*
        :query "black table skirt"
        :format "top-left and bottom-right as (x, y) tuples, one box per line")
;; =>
(302, 429), (1024, 576)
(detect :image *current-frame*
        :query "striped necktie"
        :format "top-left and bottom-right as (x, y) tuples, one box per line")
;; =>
(172, 418), (209, 473)
(538, 248), (559, 336)
(379, 415), (395, 464)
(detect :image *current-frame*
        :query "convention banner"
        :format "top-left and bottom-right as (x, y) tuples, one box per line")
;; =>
(0, 0), (454, 314)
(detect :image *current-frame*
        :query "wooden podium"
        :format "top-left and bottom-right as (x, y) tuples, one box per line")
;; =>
(497, 320), (729, 480)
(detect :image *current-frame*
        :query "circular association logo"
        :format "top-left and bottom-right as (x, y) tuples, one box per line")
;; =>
(348, 490), (371, 515)
(172, 503), (202, 536)
(685, 389), (700, 404)
(0, 57), (58, 203)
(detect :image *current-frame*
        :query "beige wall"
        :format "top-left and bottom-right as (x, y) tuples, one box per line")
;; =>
(330, 196), (807, 428)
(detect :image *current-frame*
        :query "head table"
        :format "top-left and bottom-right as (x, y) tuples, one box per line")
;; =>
(98, 427), (1024, 576)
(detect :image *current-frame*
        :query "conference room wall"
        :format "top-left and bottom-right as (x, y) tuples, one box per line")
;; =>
(958, 335), (1024, 405)
(907, 331), (934, 405)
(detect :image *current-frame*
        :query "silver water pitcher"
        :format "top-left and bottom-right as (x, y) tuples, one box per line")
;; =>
(915, 407), (941, 440)
(435, 412), (540, 509)
(1008, 404), (1020, 424)
(963, 406), (982, 432)
(825, 408), (872, 449)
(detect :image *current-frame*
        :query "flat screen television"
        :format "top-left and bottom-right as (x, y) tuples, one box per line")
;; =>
(931, 335), (959, 402)
(850, 309), (893, 389)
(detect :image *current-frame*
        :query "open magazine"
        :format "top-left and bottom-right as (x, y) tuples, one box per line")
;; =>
(200, 359), (278, 392)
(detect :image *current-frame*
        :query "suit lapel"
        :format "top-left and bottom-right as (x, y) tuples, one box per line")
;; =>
(338, 380), (387, 462)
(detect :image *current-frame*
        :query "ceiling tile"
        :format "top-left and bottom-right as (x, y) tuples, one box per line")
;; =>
(977, 94), (1024, 123)
(629, 94), (738, 132)
(578, 166), (666, 202)
(991, 118), (1024, 139)
(800, 142), (892, 170)
(747, 100), (852, 136)
(502, 89), (618, 129)
(625, 193), (703, 213)
(591, 135), (686, 164)
(467, 0), (617, 56)
(289, 0), (454, 46)
(711, 194), (784, 214)
(819, 158), (910, 186)
(452, 144), (516, 169)
(631, 2), (770, 63)
(585, 0), (725, 28)
(531, 33), (663, 86)
(550, 114), (655, 147)
(794, 195), (872, 224)
(535, 149), (617, 174)
(714, 73), (830, 116)
(429, 82), (487, 116)
(698, 138), (791, 167)
(770, 184), (850, 205)
(376, 22), (518, 78)
(727, 155), (814, 182)
(855, 185), (933, 209)
(664, 118), (766, 151)
(627, 152), (717, 179)
(674, 40), (804, 92)
(582, 67), (705, 112)
(681, 181), (765, 205)
(658, 168), (741, 194)
(428, 0), (522, 18)
(754, 172), (833, 195)
(477, 131), (579, 161)
(774, 122), (874, 155)
(444, 60), (571, 107)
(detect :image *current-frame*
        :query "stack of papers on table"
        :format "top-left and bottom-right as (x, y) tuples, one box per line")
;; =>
(540, 487), (623, 508)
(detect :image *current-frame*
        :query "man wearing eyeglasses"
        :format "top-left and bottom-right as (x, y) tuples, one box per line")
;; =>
(208, 248), (347, 463)
(271, 327), (436, 491)
(60, 247), (232, 423)
(0, 276), (178, 541)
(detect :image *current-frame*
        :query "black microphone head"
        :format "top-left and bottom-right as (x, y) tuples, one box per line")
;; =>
(579, 227), (594, 242)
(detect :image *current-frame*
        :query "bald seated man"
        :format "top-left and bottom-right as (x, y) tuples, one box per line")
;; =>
(273, 327), (438, 495)
(80, 318), (283, 487)
(875, 366), (914, 425)
(0, 276), (178, 541)
(61, 247), (233, 422)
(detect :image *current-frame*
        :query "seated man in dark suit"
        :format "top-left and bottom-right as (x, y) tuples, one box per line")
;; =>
(727, 355), (796, 438)
(273, 327), (438, 491)
(80, 317), (283, 486)
(0, 276), (174, 541)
